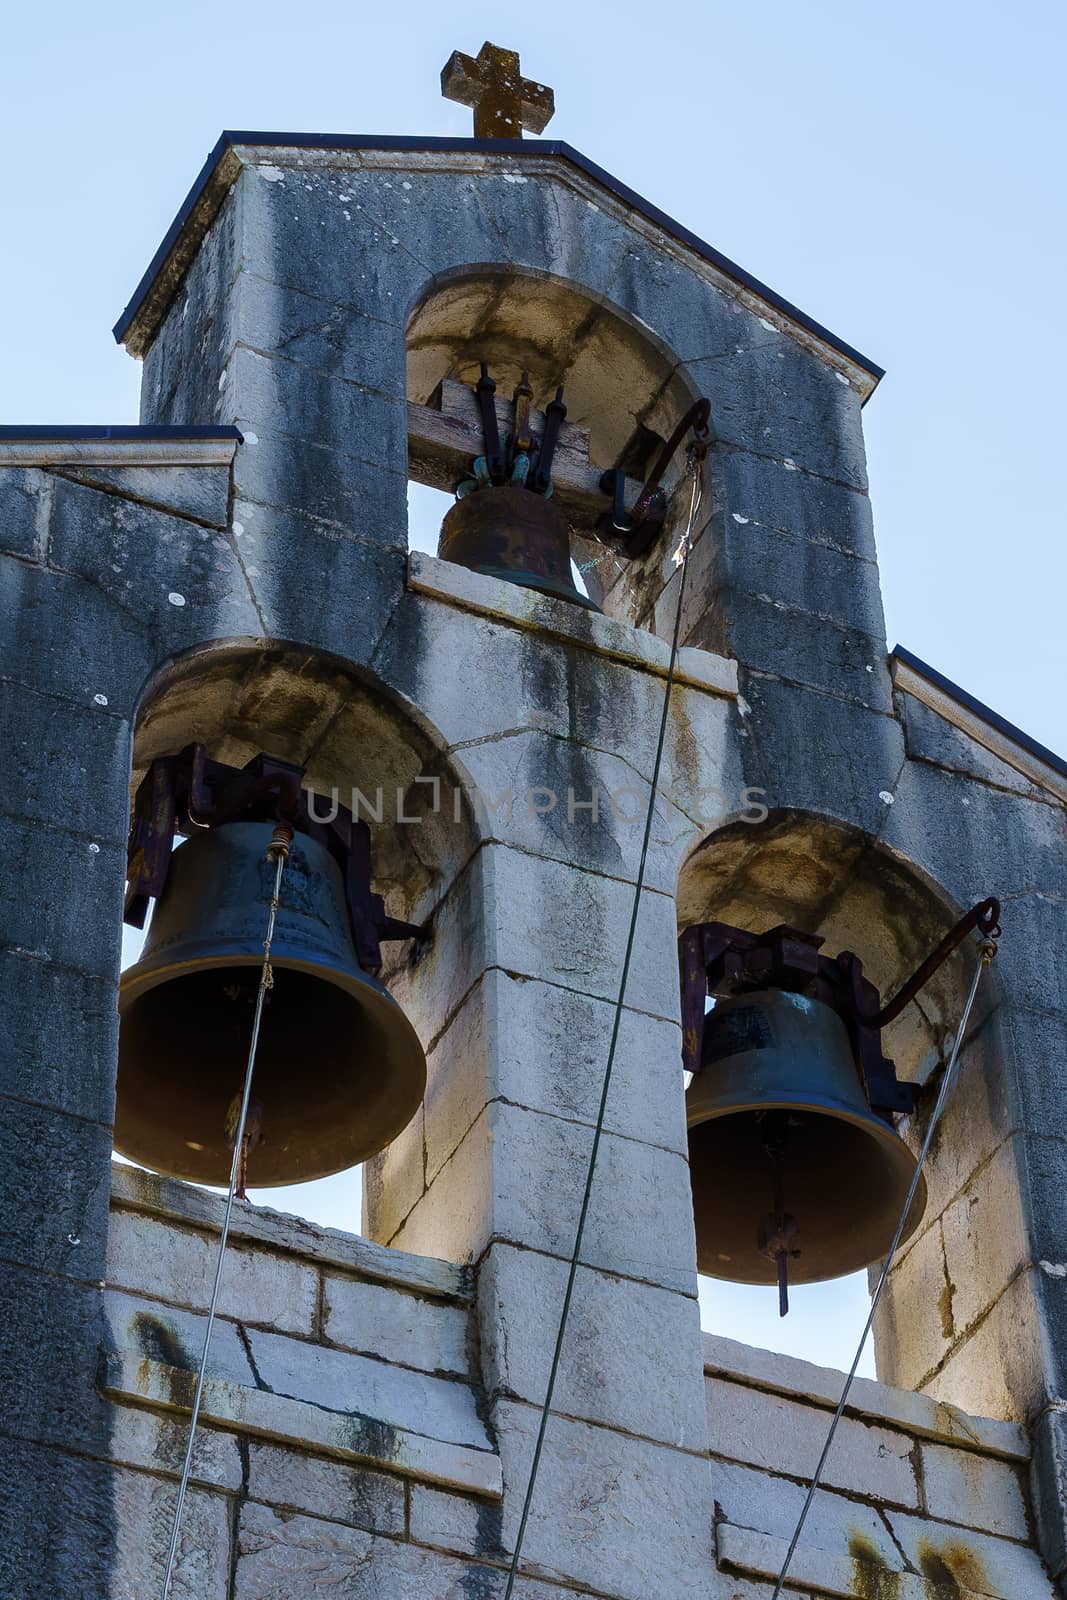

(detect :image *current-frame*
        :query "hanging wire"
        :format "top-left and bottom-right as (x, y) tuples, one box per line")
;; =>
(769, 932), (999, 1599)
(501, 453), (704, 1598)
(159, 822), (294, 1600)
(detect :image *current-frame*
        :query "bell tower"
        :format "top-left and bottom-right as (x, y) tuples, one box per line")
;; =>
(3, 42), (1067, 1600)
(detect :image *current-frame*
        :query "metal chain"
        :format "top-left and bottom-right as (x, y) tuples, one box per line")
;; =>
(769, 934), (999, 1599)
(501, 456), (703, 1598)
(159, 823), (293, 1600)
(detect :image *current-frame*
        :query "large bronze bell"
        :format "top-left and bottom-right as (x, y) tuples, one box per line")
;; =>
(439, 486), (598, 611)
(687, 988), (925, 1286)
(117, 820), (427, 1187)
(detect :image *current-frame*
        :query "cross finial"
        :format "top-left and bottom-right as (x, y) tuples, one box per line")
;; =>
(441, 41), (555, 139)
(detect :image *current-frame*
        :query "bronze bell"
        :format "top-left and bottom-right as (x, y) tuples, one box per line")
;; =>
(117, 819), (427, 1187)
(439, 485), (599, 610)
(686, 988), (925, 1287)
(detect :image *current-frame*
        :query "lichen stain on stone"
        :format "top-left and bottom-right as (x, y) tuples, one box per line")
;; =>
(339, 1412), (401, 1466)
(847, 1532), (903, 1598)
(131, 1310), (189, 1372)
(918, 1537), (989, 1596)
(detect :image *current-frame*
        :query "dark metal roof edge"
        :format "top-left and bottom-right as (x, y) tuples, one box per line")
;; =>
(112, 131), (884, 387)
(0, 425), (243, 441)
(892, 644), (1067, 782)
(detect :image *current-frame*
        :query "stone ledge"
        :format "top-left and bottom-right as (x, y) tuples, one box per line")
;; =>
(110, 1162), (470, 1303)
(703, 1332), (1029, 1462)
(103, 1353), (502, 1499)
(407, 550), (739, 700)
(0, 435), (240, 468)
(716, 1521), (1021, 1600)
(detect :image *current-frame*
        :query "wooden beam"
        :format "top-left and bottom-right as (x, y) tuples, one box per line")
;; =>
(406, 379), (644, 537)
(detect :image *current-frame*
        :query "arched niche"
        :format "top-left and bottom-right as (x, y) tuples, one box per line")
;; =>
(405, 266), (702, 624)
(677, 809), (979, 1085)
(132, 638), (478, 929)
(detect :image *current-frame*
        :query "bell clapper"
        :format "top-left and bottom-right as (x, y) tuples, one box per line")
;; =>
(757, 1110), (801, 1317)
(225, 1091), (265, 1201)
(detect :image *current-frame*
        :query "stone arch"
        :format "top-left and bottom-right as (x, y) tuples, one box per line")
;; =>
(404, 263), (705, 626)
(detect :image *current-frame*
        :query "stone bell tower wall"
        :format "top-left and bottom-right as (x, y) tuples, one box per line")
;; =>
(1, 129), (1066, 1596)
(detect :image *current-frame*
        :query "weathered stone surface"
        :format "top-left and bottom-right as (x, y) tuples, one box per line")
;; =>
(703, 1333), (1028, 1461)
(718, 1520), (981, 1599)
(714, 587), (891, 710)
(899, 688), (1057, 801)
(939, 1137), (1029, 1339)
(0, 1440), (116, 1600)
(875, 1215), (954, 1393)
(711, 1456), (902, 1565)
(408, 1481), (505, 1561)
(886, 1505), (1057, 1599)
(0, 466), (48, 558)
(243, 1323), (488, 1450)
(0, 678), (130, 841)
(110, 1162), (470, 1301)
(230, 269), (407, 396)
(479, 1242), (706, 1448)
(0, 1268), (112, 1454)
(105, 1288), (257, 1389)
(245, 1441), (407, 1533)
(394, 1098), (698, 1295)
(52, 463), (232, 529)
(924, 1269), (1047, 1425)
(0, 813), (125, 980)
(107, 1210), (320, 1336)
(108, 1398), (244, 1490)
(706, 1376), (919, 1508)
(0, 950), (117, 1124)
(492, 1400), (712, 1599)
(112, 1464), (231, 1600)
(322, 1271), (469, 1375)
(1030, 1408), (1067, 1587)
(0, 1095), (111, 1278)
(921, 1440), (1029, 1541)
(421, 970), (687, 1187)
(362, 1099), (426, 1247)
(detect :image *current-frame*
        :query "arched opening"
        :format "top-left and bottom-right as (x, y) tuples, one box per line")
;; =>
(677, 809), (980, 1378)
(404, 266), (701, 628)
(118, 640), (477, 1240)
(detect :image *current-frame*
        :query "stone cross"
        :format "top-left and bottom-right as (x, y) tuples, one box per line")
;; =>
(440, 41), (555, 138)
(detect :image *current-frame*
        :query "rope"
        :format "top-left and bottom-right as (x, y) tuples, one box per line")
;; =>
(159, 822), (293, 1600)
(501, 457), (704, 1598)
(769, 934), (999, 1599)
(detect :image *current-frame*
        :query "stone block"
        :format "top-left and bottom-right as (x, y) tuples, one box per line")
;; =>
(229, 269), (407, 397)
(452, 728), (696, 895)
(705, 1376), (919, 1508)
(0, 678), (131, 841)
(921, 1440), (1029, 1541)
(106, 1210), (320, 1336)
(0, 1095), (111, 1278)
(108, 1398), (244, 1490)
(421, 970), (687, 1188)
(717, 1520), (992, 1599)
(0, 1269), (111, 1455)
(715, 586), (891, 710)
(924, 1269), (1047, 1424)
(899, 690), (1055, 801)
(995, 1005), (1067, 1148)
(1030, 1407), (1067, 1587)
(394, 1098), (698, 1295)
(687, 340), (869, 491)
(478, 1242), (706, 1448)
(54, 462), (232, 529)
(875, 1216), (952, 1393)
(0, 950), (117, 1124)
(112, 1464), (231, 1600)
(49, 476), (260, 641)
(492, 1399), (713, 1599)
(712, 511), (886, 640)
(322, 1271), (469, 1376)
(231, 423), (409, 539)
(105, 1287), (257, 1389)
(712, 442), (877, 560)
(711, 1456), (904, 1565)
(939, 1137), (1029, 1338)
(484, 845), (681, 1024)
(362, 1100), (426, 1247)
(221, 344), (408, 469)
(0, 555), (152, 718)
(886, 1505), (1057, 1599)
(0, 1440), (116, 1600)
(0, 465), (48, 558)
(245, 1441), (406, 1533)
(408, 1482), (505, 1561)
(243, 1323), (488, 1450)
(0, 812), (125, 980)
(735, 672), (907, 839)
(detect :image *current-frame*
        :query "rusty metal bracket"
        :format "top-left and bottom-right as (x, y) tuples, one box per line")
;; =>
(124, 744), (424, 972)
(854, 897), (1002, 1028)
(598, 396), (711, 559)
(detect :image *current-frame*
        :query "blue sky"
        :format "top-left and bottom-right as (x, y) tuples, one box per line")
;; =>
(16, 0), (1064, 1374)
